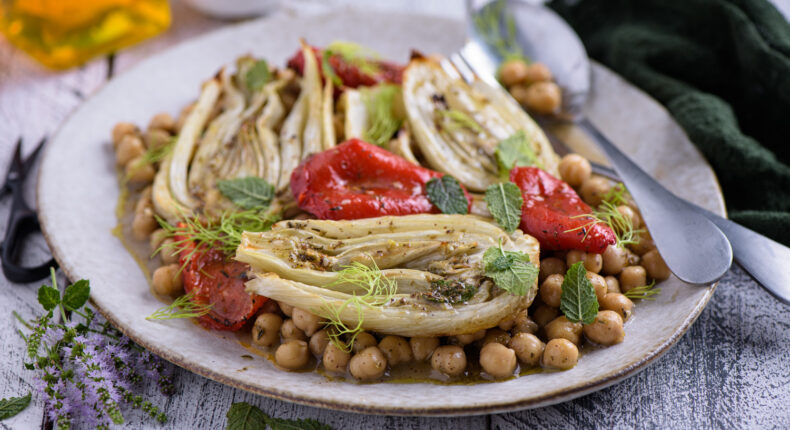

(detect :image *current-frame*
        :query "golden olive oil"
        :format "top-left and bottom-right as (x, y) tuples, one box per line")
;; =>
(0, 0), (170, 69)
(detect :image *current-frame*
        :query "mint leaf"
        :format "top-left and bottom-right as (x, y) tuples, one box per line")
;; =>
(37, 286), (60, 311)
(0, 392), (31, 420)
(62, 279), (90, 311)
(226, 402), (267, 430)
(245, 59), (271, 91)
(226, 402), (331, 430)
(495, 130), (541, 178)
(426, 176), (468, 215)
(484, 182), (523, 233)
(560, 262), (599, 325)
(217, 177), (275, 210)
(482, 245), (538, 296)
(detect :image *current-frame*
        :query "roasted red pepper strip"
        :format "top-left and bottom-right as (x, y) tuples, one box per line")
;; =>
(291, 139), (472, 220)
(510, 167), (616, 253)
(176, 229), (267, 331)
(287, 46), (403, 88)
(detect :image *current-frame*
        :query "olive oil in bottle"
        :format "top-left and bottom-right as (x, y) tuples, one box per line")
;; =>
(0, 0), (170, 69)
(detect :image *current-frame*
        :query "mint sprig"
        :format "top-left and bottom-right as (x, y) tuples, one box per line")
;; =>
(560, 262), (599, 325)
(426, 176), (468, 215)
(482, 244), (538, 296)
(226, 402), (331, 430)
(0, 392), (31, 421)
(484, 182), (523, 233)
(217, 177), (275, 210)
(495, 130), (541, 179)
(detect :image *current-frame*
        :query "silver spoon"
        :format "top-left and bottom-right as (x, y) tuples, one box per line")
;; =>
(461, 0), (733, 286)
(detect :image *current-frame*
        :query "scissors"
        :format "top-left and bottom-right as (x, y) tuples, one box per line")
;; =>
(1, 137), (57, 283)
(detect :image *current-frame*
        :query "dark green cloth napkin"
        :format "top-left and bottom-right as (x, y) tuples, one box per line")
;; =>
(549, 0), (790, 246)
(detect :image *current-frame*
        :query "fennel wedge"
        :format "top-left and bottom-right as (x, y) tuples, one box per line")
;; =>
(401, 56), (559, 192)
(237, 214), (540, 337)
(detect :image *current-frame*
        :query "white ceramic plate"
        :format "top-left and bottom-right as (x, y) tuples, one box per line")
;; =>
(38, 9), (725, 415)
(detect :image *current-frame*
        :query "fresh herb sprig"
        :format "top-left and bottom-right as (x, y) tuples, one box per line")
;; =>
(426, 175), (469, 215)
(482, 242), (538, 296)
(361, 84), (402, 146)
(147, 292), (213, 321)
(318, 261), (397, 352)
(559, 262), (599, 325)
(624, 280), (661, 301)
(216, 177), (275, 210)
(484, 182), (523, 233)
(226, 402), (331, 430)
(0, 393), (31, 421)
(14, 269), (173, 429)
(495, 130), (542, 178)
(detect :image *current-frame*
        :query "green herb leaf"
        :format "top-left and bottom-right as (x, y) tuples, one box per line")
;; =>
(560, 262), (599, 324)
(495, 131), (541, 178)
(37, 285), (60, 311)
(245, 59), (272, 92)
(147, 292), (212, 321)
(623, 280), (661, 301)
(484, 182), (524, 233)
(0, 392), (31, 421)
(361, 84), (402, 146)
(321, 50), (343, 87)
(436, 109), (483, 134)
(226, 402), (331, 430)
(217, 177), (275, 210)
(62, 279), (90, 311)
(482, 245), (538, 296)
(326, 40), (381, 75)
(226, 402), (267, 430)
(426, 176), (468, 215)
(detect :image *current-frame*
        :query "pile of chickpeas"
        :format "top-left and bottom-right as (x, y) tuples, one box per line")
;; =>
(499, 59), (562, 114)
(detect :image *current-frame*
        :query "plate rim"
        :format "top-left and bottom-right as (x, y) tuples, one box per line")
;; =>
(36, 8), (722, 416)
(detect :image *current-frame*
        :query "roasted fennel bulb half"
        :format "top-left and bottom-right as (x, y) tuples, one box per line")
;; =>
(152, 44), (336, 223)
(237, 214), (540, 337)
(402, 56), (559, 192)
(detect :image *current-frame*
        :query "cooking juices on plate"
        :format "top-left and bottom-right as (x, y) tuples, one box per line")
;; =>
(112, 40), (670, 383)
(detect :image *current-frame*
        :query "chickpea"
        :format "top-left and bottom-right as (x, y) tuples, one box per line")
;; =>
(498, 314), (516, 331)
(159, 238), (179, 265)
(280, 319), (306, 341)
(566, 249), (584, 267)
(558, 154), (592, 188)
(523, 81), (562, 114)
(545, 316), (583, 345)
(309, 329), (331, 356)
(148, 112), (176, 133)
(605, 276), (621, 294)
(112, 122), (139, 147)
(579, 176), (611, 207)
(540, 274), (564, 308)
(617, 205), (642, 229)
(349, 346), (387, 380)
(451, 329), (486, 345)
(480, 342), (517, 379)
(116, 135), (145, 167)
(252, 313), (283, 347)
(378, 336), (413, 366)
(583, 311), (625, 346)
(539, 257), (566, 284)
(278, 302), (294, 317)
(352, 332), (378, 353)
(499, 59), (530, 87)
(586, 272), (608, 302)
(291, 307), (325, 337)
(625, 248), (641, 266)
(322, 343), (351, 373)
(132, 190), (157, 240)
(275, 340), (309, 370)
(600, 293), (634, 321)
(151, 264), (182, 296)
(601, 245), (628, 275)
(619, 266), (647, 293)
(259, 299), (280, 315)
(630, 229), (656, 256)
(642, 250), (671, 281)
(583, 252), (603, 274)
(524, 62), (553, 84)
(149, 229), (168, 254)
(124, 157), (155, 183)
(144, 128), (171, 151)
(410, 337), (439, 361)
(512, 310), (539, 335)
(482, 328), (511, 346)
(431, 345), (467, 377)
(542, 338), (579, 370)
(532, 304), (559, 328)
(509, 333), (545, 366)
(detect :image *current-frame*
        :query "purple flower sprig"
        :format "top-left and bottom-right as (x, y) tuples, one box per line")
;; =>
(14, 268), (173, 429)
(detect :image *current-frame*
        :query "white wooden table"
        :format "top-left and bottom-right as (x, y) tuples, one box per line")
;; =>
(2, 1), (790, 428)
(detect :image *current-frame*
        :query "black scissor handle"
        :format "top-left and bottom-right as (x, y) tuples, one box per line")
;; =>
(1, 208), (57, 283)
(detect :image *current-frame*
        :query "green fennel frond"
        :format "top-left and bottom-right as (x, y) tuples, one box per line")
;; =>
(317, 260), (397, 352)
(361, 84), (402, 146)
(623, 280), (661, 301)
(147, 292), (212, 320)
(565, 199), (643, 248)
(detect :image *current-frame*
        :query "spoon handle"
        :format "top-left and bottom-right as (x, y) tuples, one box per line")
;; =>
(577, 118), (733, 285)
